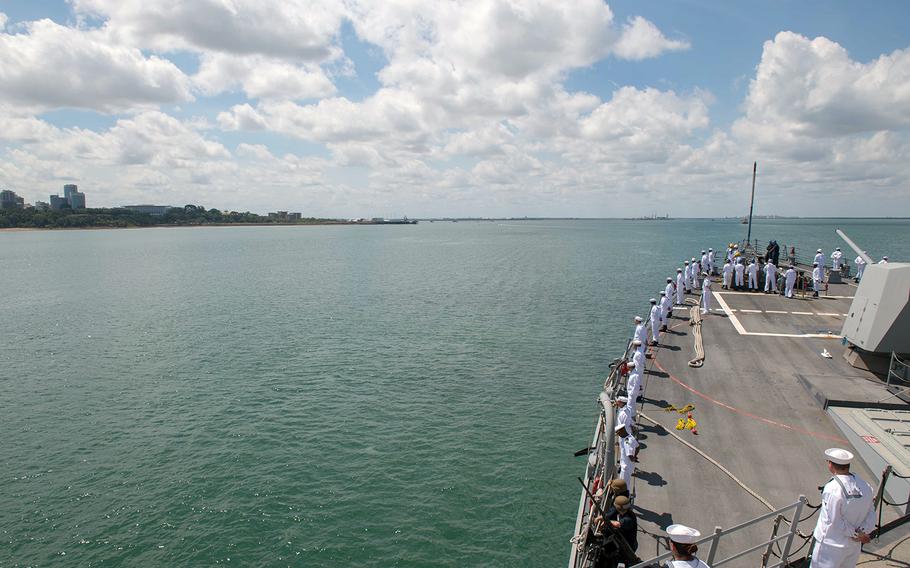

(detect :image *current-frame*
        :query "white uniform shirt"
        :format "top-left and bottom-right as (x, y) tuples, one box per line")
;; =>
(632, 348), (644, 371)
(616, 406), (633, 435)
(702, 277), (712, 296)
(649, 304), (661, 323)
(627, 370), (641, 393)
(635, 323), (647, 345)
(785, 268), (797, 285)
(813, 474), (875, 546)
(766, 263), (777, 279)
(620, 434), (637, 456)
(855, 256), (866, 270)
(722, 263), (733, 279)
(831, 251), (843, 269)
(748, 263), (758, 278)
(734, 262), (744, 278)
(665, 282), (675, 299)
(878, 258), (888, 264)
(684, 264), (691, 283)
(708, 251), (715, 266)
(814, 252), (826, 267)
(676, 272), (685, 290)
(666, 559), (711, 568)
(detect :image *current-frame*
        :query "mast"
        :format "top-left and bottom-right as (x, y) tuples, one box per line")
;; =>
(746, 161), (757, 246)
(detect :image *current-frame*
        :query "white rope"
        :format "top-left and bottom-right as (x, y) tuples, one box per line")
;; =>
(639, 412), (776, 512)
(686, 298), (705, 368)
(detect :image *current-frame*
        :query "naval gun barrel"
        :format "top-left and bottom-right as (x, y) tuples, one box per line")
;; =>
(835, 228), (873, 266)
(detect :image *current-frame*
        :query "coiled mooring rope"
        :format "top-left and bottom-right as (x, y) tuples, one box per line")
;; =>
(686, 298), (705, 368)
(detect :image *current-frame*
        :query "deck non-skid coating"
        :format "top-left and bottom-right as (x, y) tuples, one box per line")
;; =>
(626, 281), (905, 566)
(712, 285), (855, 338)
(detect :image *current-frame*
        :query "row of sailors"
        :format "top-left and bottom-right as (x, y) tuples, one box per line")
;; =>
(602, 270), (876, 567)
(719, 258), (821, 298)
(814, 247), (889, 276)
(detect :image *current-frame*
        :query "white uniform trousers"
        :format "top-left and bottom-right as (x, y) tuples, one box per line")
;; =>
(811, 540), (862, 568)
(701, 288), (712, 314)
(748, 271), (757, 289)
(734, 269), (744, 288)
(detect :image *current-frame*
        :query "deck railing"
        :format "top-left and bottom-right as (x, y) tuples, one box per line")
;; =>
(629, 496), (808, 568)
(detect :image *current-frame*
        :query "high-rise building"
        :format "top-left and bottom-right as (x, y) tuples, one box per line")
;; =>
(0, 189), (25, 210)
(70, 191), (86, 209)
(49, 195), (68, 210)
(34, 201), (50, 211)
(63, 184), (78, 205)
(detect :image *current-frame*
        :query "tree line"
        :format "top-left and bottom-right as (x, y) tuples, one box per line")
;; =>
(0, 205), (341, 229)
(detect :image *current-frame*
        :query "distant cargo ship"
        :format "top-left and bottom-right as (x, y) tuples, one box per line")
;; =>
(371, 217), (418, 225)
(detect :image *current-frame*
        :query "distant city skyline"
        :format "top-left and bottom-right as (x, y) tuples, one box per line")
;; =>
(0, 1), (909, 217)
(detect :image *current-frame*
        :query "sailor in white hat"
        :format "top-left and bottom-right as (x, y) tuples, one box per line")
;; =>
(660, 291), (673, 331)
(664, 277), (676, 316)
(831, 247), (843, 271)
(614, 396), (633, 436)
(626, 361), (642, 410)
(684, 261), (692, 294)
(811, 448), (875, 568)
(700, 272), (713, 315)
(707, 248), (715, 275)
(854, 253), (867, 281)
(648, 298), (661, 345)
(733, 257), (745, 289)
(814, 248), (826, 269)
(700, 250), (708, 276)
(878, 255), (889, 264)
(812, 262), (823, 298)
(666, 524), (710, 568)
(722, 260), (733, 290)
(630, 339), (645, 371)
(691, 257), (701, 290)
(633, 316), (647, 347)
(784, 265), (798, 298)
(764, 258), (778, 294)
(676, 268), (686, 304)
(614, 422), (636, 489)
(747, 258), (758, 291)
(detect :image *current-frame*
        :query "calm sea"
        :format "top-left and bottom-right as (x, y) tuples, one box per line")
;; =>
(2, 219), (907, 566)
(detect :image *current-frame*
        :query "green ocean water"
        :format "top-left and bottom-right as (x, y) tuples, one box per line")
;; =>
(1, 219), (907, 567)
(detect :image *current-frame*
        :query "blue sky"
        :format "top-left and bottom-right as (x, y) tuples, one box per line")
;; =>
(1, 1), (909, 216)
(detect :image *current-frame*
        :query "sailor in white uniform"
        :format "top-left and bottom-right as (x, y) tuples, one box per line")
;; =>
(626, 361), (642, 406)
(664, 278), (676, 317)
(707, 248), (715, 275)
(764, 260), (778, 294)
(878, 256), (889, 264)
(747, 259), (758, 291)
(700, 250), (708, 276)
(854, 255), (867, 281)
(630, 339), (644, 371)
(660, 291), (672, 331)
(665, 524), (710, 568)
(784, 265), (797, 298)
(683, 261), (692, 293)
(676, 268), (685, 304)
(648, 298), (661, 345)
(722, 260), (733, 289)
(811, 448), (875, 568)
(634, 316), (647, 347)
(700, 272), (712, 315)
(831, 248), (843, 271)
(734, 259), (745, 289)
(814, 248), (826, 269)
(615, 422), (636, 489)
(691, 258), (701, 289)
(812, 262), (823, 297)
(615, 396), (633, 436)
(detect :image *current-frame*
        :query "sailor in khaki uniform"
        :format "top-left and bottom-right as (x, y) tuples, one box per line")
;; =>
(665, 524), (710, 568)
(811, 448), (875, 568)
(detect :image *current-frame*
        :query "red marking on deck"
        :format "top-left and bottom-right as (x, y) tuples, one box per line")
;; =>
(862, 436), (880, 444)
(651, 340), (848, 444)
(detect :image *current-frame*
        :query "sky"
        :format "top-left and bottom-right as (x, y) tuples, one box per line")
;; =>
(1, 0), (909, 218)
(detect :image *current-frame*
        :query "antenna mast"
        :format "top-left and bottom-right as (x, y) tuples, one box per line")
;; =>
(746, 161), (757, 246)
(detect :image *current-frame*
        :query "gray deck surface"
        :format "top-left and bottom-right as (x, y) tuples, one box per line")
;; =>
(630, 280), (910, 566)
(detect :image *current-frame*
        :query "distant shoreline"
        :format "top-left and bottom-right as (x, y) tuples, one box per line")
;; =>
(0, 221), (359, 232)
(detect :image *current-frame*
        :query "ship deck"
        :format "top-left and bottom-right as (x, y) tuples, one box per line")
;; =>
(625, 280), (910, 566)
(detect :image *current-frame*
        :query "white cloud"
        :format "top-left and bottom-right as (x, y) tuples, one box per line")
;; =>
(71, 0), (346, 62)
(734, 32), (910, 146)
(614, 16), (689, 61)
(194, 53), (336, 100)
(0, 12), (7, 30)
(0, 18), (192, 112)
